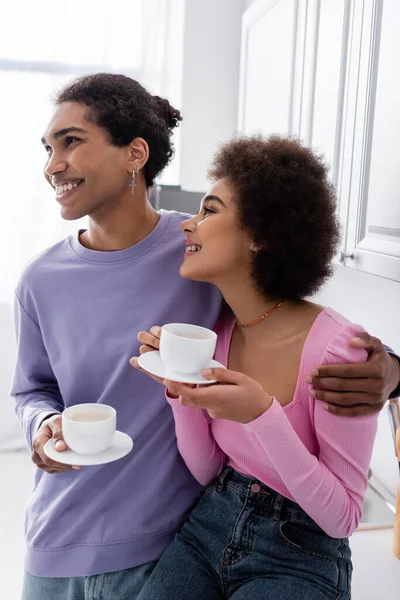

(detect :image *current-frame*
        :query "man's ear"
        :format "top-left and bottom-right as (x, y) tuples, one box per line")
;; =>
(127, 137), (149, 172)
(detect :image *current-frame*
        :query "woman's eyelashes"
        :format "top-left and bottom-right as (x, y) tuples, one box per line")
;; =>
(202, 206), (216, 218)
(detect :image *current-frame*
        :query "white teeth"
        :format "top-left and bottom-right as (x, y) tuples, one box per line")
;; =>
(187, 245), (201, 252)
(55, 181), (81, 195)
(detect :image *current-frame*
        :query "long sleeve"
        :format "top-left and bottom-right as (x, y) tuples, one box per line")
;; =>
(244, 323), (378, 538)
(11, 293), (64, 451)
(166, 392), (227, 486)
(384, 345), (400, 399)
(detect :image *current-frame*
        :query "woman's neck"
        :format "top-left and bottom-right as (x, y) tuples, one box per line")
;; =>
(217, 281), (305, 341)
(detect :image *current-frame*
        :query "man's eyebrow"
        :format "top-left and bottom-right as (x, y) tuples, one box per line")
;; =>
(41, 126), (88, 145)
(202, 194), (226, 207)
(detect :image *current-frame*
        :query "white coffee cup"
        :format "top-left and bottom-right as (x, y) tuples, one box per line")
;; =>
(62, 403), (116, 455)
(160, 323), (217, 375)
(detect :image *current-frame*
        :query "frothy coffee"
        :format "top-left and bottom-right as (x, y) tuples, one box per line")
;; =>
(173, 332), (207, 340)
(67, 412), (110, 422)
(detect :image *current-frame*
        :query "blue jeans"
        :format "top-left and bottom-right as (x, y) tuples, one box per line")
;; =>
(22, 561), (157, 600)
(138, 467), (352, 599)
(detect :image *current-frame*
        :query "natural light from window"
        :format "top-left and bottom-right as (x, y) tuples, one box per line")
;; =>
(0, 0), (184, 303)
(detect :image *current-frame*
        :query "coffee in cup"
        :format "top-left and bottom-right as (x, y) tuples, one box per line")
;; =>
(62, 403), (116, 454)
(160, 323), (217, 374)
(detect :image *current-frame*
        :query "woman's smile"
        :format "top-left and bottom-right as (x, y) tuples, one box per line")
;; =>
(184, 238), (202, 258)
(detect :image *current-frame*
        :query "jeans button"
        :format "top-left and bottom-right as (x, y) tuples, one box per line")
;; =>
(251, 483), (261, 493)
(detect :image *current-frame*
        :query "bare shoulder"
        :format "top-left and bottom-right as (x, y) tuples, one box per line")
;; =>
(292, 300), (325, 328)
(301, 299), (325, 314)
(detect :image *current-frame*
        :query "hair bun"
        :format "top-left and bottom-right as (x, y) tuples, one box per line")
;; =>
(153, 95), (182, 129)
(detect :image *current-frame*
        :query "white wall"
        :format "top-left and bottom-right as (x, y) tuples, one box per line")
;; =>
(314, 265), (400, 494)
(179, 0), (245, 191)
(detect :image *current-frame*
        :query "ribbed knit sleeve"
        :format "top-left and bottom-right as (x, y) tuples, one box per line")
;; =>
(166, 391), (227, 486)
(244, 323), (378, 537)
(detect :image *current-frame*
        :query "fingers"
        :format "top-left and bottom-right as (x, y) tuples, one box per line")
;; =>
(165, 377), (240, 410)
(309, 361), (381, 380)
(201, 367), (243, 385)
(307, 375), (384, 395)
(31, 442), (74, 472)
(310, 388), (382, 407)
(163, 368), (241, 401)
(164, 381), (198, 398)
(130, 356), (165, 385)
(166, 369), (245, 399)
(150, 326), (162, 337)
(31, 451), (73, 473)
(139, 345), (158, 355)
(349, 333), (383, 353)
(137, 328), (161, 352)
(47, 417), (67, 452)
(323, 401), (385, 417)
(130, 356), (149, 374)
(32, 416), (81, 473)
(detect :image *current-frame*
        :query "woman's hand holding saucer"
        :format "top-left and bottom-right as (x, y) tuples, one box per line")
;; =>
(130, 326), (164, 384)
(130, 325), (221, 387)
(130, 326), (194, 396)
(137, 326), (162, 354)
(165, 368), (273, 424)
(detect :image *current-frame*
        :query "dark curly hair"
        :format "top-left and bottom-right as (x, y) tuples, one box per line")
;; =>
(208, 135), (341, 301)
(54, 73), (182, 187)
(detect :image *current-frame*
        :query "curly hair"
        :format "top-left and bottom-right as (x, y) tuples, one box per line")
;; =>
(54, 73), (182, 187)
(208, 135), (341, 301)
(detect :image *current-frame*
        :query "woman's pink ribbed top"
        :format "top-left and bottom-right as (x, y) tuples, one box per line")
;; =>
(167, 308), (378, 537)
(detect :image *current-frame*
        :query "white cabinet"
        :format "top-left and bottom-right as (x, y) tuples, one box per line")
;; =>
(341, 0), (400, 281)
(239, 0), (298, 136)
(239, 0), (400, 282)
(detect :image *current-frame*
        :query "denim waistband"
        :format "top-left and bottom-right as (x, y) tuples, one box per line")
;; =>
(213, 467), (315, 524)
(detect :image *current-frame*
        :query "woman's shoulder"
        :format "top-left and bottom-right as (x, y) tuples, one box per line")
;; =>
(306, 306), (367, 366)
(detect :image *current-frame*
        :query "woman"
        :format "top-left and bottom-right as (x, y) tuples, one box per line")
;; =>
(132, 135), (378, 599)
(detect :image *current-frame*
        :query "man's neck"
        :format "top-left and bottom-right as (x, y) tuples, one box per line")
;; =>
(80, 190), (160, 252)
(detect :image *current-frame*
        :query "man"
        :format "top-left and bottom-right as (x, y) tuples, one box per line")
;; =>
(11, 73), (400, 600)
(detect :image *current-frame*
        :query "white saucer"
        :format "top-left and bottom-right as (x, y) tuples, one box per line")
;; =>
(44, 431), (134, 466)
(137, 351), (225, 384)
